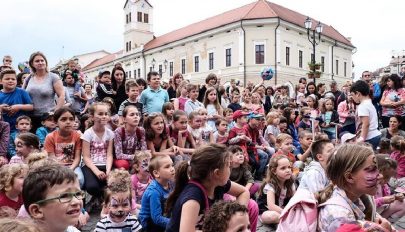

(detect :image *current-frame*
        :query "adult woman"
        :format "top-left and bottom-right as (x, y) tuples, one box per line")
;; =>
(167, 73), (184, 100)
(380, 74), (405, 129)
(317, 83), (326, 98)
(111, 66), (127, 113)
(380, 115), (405, 139)
(198, 73), (217, 102)
(337, 92), (356, 134)
(305, 82), (317, 98)
(24, 52), (64, 131)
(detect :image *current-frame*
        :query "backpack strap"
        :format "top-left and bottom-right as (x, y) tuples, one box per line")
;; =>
(189, 180), (210, 213)
(22, 74), (32, 89)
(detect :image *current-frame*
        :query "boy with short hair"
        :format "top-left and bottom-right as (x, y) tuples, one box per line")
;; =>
(140, 71), (169, 115)
(22, 164), (83, 232)
(223, 108), (235, 130)
(0, 69), (33, 132)
(36, 112), (57, 147)
(213, 117), (229, 144)
(8, 116), (32, 158)
(184, 83), (204, 115)
(228, 110), (250, 161)
(118, 80), (144, 124)
(227, 94), (241, 112)
(295, 130), (313, 162)
(298, 139), (334, 193)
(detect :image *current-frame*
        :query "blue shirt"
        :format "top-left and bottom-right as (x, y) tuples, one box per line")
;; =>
(0, 88), (32, 132)
(140, 87), (169, 114)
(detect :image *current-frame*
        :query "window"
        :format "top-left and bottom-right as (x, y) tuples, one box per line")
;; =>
(134, 69), (136, 78)
(128, 71), (131, 78)
(255, 44), (265, 64)
(336, 60), (339, 75)
(137, 12), (142, 22)
(299, 50), (303, 68)
(321, 56), (325, 72)
(286, 47), (290, 66)
(225, 48), (231, 67)
(144, 13), (149, 23)
(129, 13), (131, 22)
(138, 69), (140, 78)
(181, 59), (186, 74)
(126, 14), (129, 24)
(128, 41), (131, 51)
(194, 56), (199, 72)
(169, 62), (173, 76)
(126, 72), (128, 77)
(159, 64), (163, 76)
(209, 52), (214, 70)
(149, 67), (152, 72)
(126, 42), (129, 52)
(344, 62), (347, 77)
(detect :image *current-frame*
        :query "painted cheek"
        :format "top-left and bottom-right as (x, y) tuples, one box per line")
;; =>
(364, 170), (379, 187)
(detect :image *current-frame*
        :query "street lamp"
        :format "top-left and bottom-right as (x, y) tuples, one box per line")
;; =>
(304, 16), (323, 85)
(151, 58), (156, 71)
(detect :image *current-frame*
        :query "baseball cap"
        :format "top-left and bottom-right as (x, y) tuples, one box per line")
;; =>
(341, 133), (356, 144)
(232, 110), (249, 121)
(247, 112), (264, 120)
(41, 112), (54, 122)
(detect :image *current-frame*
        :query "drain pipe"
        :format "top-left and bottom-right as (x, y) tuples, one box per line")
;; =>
(331, 40), (337, 80)
(274, 18), (280, 85)
(241, 20), (246, 87)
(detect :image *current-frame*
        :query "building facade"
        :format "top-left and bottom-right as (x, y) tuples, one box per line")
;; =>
(83, 0), (355, 87)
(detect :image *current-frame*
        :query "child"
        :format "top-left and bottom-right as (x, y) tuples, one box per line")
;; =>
(118, 80), (144, 125)
(0, 163), (28, 211)
(96, 70), (115, 101)
(223, 108), (234, 130)
(229, 146), (258, 197)
(36, 112), (56, 147)
(114, 105), (146, 170)
(10, 133), (40, 164)
(390, 136), (405, 181)
(264, 111), (280, 147)
(131, 151), (153, 211)
(317, 144), (391, 231)
(251, 92), (264, 114)
(296, 83), (306, 106)
(184, 84), (204, 116)
(62, 60), (81, 94)
(350, 80), (381, 149)
(81, 83), (94, 115)
(187, 111), (203, 147)
(202, 201), (250, 232)
(139, 155), (175, 231)
(295, 131), (313, 162)
(227, 94), (242, 113)
(8, 116), (32, 158)
(96, 171), (142, 232)
(102, 97), (119, 131)
(44, 107), (84, 188)
(241, 92), (253, 112)
(168, 110), (196, 156)
(298, 139), (334, 193)
(140, 71), (169, 115)
(258, 155), (295, 225)
(162, 102), (175, 125)
(319, 98), (339, 140)
(273, 133), (296, 164)
(144, 113), (179, 157)
(297, 107), (312, 133)
(81, 102), (114, 202)
(198, 108), (214, 144)
(305, 94), (319, 118)
(173, 80), (189, 111)
(22, 164), (84, 232)
(165, 144), (256, 232)
(203, 87), (223, 129)
(228, 110), (250, 161)
(213, 117), (229, 144)
(63, 71), (87, 115)
(375, 154), (405, 223)
(0, 218), (42, 232)
(0, 69), (33, 132)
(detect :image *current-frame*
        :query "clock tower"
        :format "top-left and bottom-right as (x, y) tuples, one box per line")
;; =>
(123, 0), (154, 54)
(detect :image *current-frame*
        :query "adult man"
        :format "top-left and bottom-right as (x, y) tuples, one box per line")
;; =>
(361, 70), (381, 114)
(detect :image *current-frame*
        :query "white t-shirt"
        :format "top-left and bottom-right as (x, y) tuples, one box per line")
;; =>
(81, 127), (114, 166)
(356, 99), (381, 140)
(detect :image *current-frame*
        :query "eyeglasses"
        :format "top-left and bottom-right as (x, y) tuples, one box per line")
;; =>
(34, 191), (85, 205)
(363, 75), (370, 77)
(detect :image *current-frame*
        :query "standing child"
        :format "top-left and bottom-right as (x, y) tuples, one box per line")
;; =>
(131, 151), (153, 212)
(144, 113), (179, 157)
(162, 102), (175, 125)
(264, 111), (280, 147)
(229, 146), (258, 197)
(203, 87), (223, 130)
(8, 116), (32, 158)
(139, 155), (175, 232)
(44, 107), (84, 188)
(118, 80), (144, 126)
(0, 163), (28, 211)
(173, 81), (189, 111)
(36, 112), (56, 147)
(258, 155), (295, 225)
(114, 105), (146, 170)
(165, 144), (257, 232)
(187, 111), (203, 147)
(375, 154), (405, 223)
(320, 98), (339, 141)
(140, 71), (169, 115)
(227, 94), (242, 113)
(184, 84), (204, 116)
(81, 102), (114, 203)
(96, 71), (115, 101)
(213, 118), (229, 145)
(198, 108), (214, 144)
(101, 97), (119, 131)
(10, 133), (40, 164)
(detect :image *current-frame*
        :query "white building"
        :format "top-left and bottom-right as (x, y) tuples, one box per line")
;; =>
(52, 50), (110, 73)
(83, 0), (355, 86)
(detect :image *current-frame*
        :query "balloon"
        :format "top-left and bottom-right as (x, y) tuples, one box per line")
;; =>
(260, 67), (274, 81)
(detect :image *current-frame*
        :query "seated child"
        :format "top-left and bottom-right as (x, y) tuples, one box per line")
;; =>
(139, 155), (175, 232)
(0, 218), (42, 231)
(202, 201), (250, 232)
(229, 146), (258, 197)
(131, 151), (153, 211)
(36, 112), (56, 147)
(22, 164), (84, 232)
(8, 116), (32, 158)
(187, 111), (203, 147)
(297, 107), (312, 133)
(213, 117), (229, 144)
(0, 163), (28, 212)
(298, 139), (334, 193)
(223, 108), (235, 130)
(294, 131), (313, 162)
(10, 133), (40, 164)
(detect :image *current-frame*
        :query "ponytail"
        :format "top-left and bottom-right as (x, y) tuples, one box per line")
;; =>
(316, 183), (334, 204)
(165, 161), (189, 216)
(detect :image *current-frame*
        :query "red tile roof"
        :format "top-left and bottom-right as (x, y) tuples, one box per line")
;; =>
(82, 50), (123, 71)
(145, 0), (354, 51)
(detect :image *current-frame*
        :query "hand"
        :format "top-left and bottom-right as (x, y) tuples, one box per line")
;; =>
(383, 195), (396, 204)
(7, 105), (19, 116)
(76, 211), (89, 228)
(0, 104), (9, 111)
(96, 170), (107, 180)
(395, 193), (404, 202)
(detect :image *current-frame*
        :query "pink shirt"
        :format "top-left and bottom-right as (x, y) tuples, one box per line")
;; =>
(391, 150), (405, 178)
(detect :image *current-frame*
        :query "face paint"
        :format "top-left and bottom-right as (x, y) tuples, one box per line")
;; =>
(141, 158), (150, 172)
(109, 195), (131, 223)
(364, 157), (379, 188)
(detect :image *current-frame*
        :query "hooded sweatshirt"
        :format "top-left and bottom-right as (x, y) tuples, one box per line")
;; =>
(298, 161), (329, 194)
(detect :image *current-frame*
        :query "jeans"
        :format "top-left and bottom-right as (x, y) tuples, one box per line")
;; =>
(257, 149), (270, 178)
(366, 135), (381, 151)
(74, 166), (85, 189)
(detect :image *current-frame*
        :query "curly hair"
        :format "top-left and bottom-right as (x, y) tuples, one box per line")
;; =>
(202, 201), (248, 232)
(107, 169), (131, 190)
(0, 164), (28, 192)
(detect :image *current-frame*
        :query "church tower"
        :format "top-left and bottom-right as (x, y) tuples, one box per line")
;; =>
(123, 0), (154, 54)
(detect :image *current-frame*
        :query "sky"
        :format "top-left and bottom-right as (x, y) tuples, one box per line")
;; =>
(1, 0), (404, 78)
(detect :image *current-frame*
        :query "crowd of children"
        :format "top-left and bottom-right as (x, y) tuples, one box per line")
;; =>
(1, 54), (405, 231)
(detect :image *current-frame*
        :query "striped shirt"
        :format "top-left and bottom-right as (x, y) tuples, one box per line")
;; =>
(95, 214), (142, 232)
